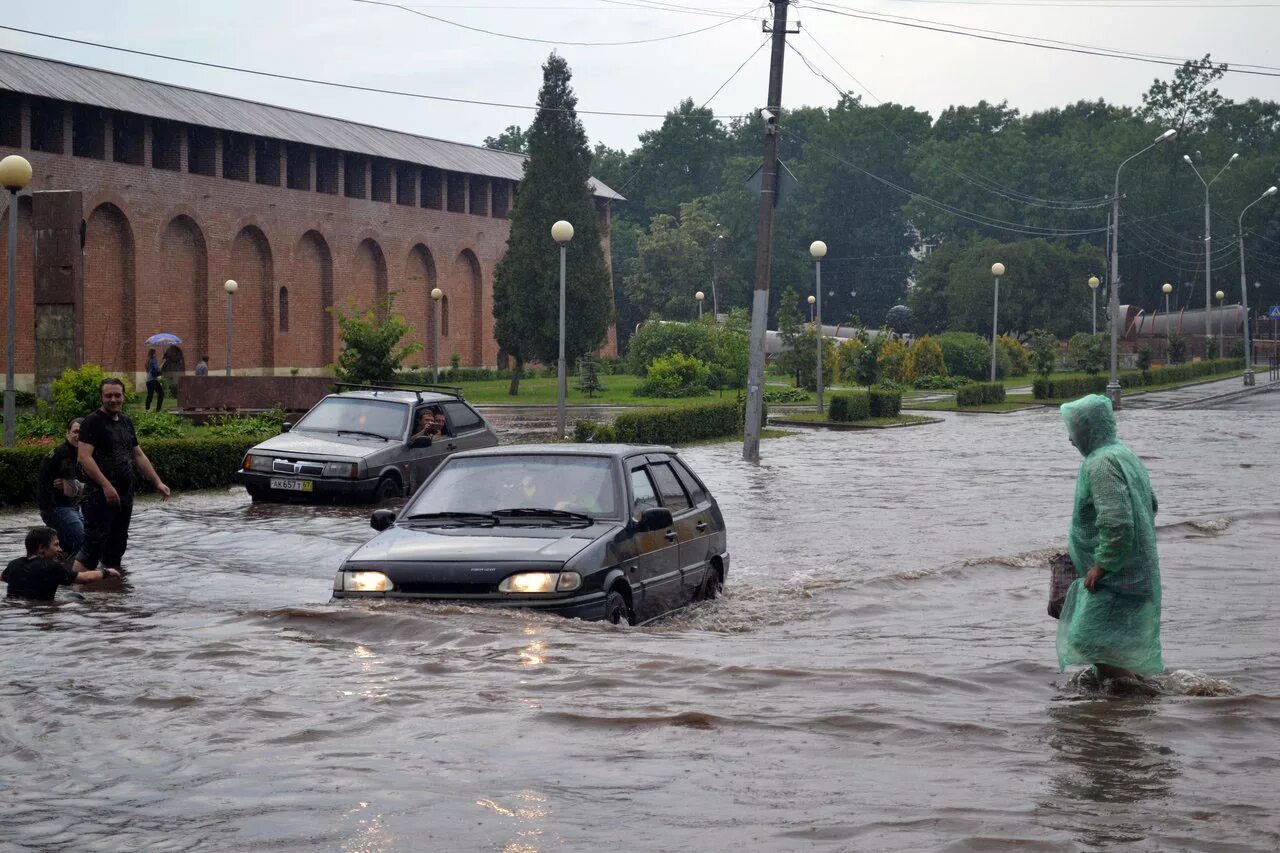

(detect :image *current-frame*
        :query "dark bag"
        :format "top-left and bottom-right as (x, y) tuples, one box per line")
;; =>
(1047, 552), (1076, 619)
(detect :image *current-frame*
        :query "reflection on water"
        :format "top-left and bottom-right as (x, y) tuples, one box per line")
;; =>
(1, 408), (1278, 850)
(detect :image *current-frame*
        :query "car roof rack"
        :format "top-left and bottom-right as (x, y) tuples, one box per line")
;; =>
(333, 381), (466, 402)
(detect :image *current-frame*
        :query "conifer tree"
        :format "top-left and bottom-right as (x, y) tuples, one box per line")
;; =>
(493, 53), (613, 395)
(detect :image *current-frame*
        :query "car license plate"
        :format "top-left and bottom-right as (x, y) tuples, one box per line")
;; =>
(270, 478), (313, 492)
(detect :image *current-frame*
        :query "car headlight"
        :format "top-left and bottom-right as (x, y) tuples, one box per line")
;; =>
(323, 461), (359, 478)
(244, 454), (272, 471)
(498, 571), (581, 594)
(338, 570), (394, 592)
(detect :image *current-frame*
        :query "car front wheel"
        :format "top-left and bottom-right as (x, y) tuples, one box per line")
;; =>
(697, 567), (721, 601)
(375, 476), (401, 502)
(604, 589), (632, 625)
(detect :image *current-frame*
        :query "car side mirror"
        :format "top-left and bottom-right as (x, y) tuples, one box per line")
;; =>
(634, 506), (673, 532)
(409, 435), (433, 448)
(281, 422), (292, 433)
(370, 509), (396, 531)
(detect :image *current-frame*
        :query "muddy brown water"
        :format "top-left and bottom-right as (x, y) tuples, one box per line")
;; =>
(2, 407), (1277, 851)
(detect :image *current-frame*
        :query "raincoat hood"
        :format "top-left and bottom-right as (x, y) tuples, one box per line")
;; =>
(1062, 394), (1117, 457)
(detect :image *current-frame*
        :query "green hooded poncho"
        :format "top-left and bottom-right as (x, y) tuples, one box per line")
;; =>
(1056, 394), (1163, 675)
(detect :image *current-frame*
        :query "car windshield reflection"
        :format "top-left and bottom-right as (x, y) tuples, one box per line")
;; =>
(293, 397), (407, 440)
(407, 455), (618, 519)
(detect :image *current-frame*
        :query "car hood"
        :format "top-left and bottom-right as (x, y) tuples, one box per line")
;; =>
(345, 522), (618, 564)
(252, 430), (392, 460)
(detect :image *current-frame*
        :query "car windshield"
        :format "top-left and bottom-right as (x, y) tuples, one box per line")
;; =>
(294, 397), (407, 440)
(407, 455), (618, 519)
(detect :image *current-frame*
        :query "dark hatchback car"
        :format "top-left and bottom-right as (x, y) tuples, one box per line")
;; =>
(332, 445), (729, 624)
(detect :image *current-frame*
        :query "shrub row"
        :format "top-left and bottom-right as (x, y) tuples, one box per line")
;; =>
(573, 400), (751, 445)
(1031, 358), (1241, 400)
(0, 436), (260, 507)
(829, 389), (903, 422)
(956, 382), (1007, 407)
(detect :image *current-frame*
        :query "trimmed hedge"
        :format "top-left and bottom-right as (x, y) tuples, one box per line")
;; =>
(575, 400), (752, 445)
(830, 393), (871, 422)
(869, 389), (902, 418)
(0, 436), (261, 507)
(957, 382), (1006, 407)
(1031, 358), (1241, 400)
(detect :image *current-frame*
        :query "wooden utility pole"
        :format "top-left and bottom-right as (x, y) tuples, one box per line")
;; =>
(743, 0), (793, 463)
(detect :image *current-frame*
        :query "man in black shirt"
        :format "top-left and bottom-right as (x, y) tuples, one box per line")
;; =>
(37, 417), (86, 557)
(3, 527), (117, 600)
(72, 378), (171, 576)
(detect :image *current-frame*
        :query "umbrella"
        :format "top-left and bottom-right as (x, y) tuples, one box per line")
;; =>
(145, 333), (182, 347)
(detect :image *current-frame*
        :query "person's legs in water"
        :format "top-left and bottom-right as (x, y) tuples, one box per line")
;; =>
(1095, 663), (1137, 681)
(100, 494), (133, 571)
(74, 491), (110, 573)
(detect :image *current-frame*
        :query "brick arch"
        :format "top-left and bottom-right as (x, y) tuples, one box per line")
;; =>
(452, 249), (483, 366)
(292, 230), (334, 368)
(0, 197), (34, 378)
(405, 243), (437, 368)
(84, 203), (137, 373)
(156, 215), (208, 369)
(225, 225), (274, 373)
(354, 237), (388, 318)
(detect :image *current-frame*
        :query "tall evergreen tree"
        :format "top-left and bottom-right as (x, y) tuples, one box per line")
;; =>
(493, 53), (613, 395)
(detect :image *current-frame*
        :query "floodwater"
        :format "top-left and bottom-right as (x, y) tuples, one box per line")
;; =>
(2, 407), (1277, 851)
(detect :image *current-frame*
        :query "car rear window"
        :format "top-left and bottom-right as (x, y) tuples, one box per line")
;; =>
(649, 463), (691, 512)
(443, 401), (483, 432)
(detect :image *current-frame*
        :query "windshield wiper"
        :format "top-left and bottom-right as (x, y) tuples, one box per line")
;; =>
(335, 430), (391, 441)
(404, 511), (499, 526)
(493, 507), (593, 524)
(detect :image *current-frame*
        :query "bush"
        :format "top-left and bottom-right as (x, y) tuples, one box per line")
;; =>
(15, 412), (64, 441)
(1068, 333), (1107, 375)
(331, 293), (422, 385)
(829, 392), (871, 422)
(52, 364), (132, 425)
(956, 382), (1006, 407)
(204, 410), (284, 439)
(911, 374), (969, 390)
(576, 400), (749, 445)
(634, 353), (711, 398)
(1028, 329), (1058, 378)
(626, 320), (715, 376)
(936, 332), (990, 380)
(1168, 333), (1188, 364)
(869, 389), (902, 417)
(763, 388), (808, 403)
(1029, 358), (1242, 399)
(836, 338), (865, 380)
(877, 337), (910, 383)
(997, 335), (1030, 376)
(905, 336), (947, 380)
(130, 410), (188, 439)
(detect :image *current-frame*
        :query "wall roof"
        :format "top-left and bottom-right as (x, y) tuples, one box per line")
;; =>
(0, 49), (623, 201)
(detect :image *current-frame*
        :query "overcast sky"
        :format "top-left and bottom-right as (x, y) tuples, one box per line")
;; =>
(2, 0), (1277, 154)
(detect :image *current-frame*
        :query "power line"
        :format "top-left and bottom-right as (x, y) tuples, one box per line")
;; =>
(702, 35), (770, 108)
(875, 0), (1280, 8)
(0, 28), (751, 120)
(805, 2), (1280, 77)
(350, 0), (762, 46)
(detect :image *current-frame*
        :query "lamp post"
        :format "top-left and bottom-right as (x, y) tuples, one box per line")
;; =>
(710, 230), (724, 318)
(223, 279), (238, 377)
(695, 290), (705, 319)
(0, 155), (31, 448)
(1237, 186), (1278, 386)
(1216, 289), (1226, 357)
(1162, 282), (1173, 344)
(1088, 275), (1100, 336)
(990, 262), (1005, 382)
(550, 219), (574, 438)
(1108, 128), (1178, 407)
(807, 294), (815, 323)
(810, 240), (827, 414)
(1184, 151), (1238, 353)
(430, 287), (443, 383)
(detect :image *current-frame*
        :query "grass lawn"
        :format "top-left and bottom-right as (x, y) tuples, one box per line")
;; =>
(451, 374), (813, 406)
(771, 413), (938, 429)
(906, 398), (1042, 413)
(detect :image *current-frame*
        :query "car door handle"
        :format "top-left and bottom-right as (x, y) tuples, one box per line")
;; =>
(695, 521), (708, 531)
(665, 530), (678, 541)
(446, 443), (456, 450)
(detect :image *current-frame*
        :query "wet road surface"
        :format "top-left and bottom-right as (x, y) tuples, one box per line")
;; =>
(2, 406), (1277, 851)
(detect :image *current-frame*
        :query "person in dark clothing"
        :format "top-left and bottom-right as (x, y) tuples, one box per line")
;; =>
(73, 378), (171, 576)
(3, 527), (117, 600)
(37, 417), (86, 557)
(144, 348), (165, 411)
(194, 355), (210, 377)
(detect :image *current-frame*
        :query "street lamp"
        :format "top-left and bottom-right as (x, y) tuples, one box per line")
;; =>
(223, 279), (238, 377)
(0, 154), (32, 448)
(1108, 128), (1178, 407)
(710, 229), (724, 318)
(430, 287), (444, 383)
(1088, 276), (1100, 336)
(1237, 186), (1278, 385)
(1184, 151), (1238, 353)
(810, 240), (827, 413)
(695, 290), (705, 319)
(550, 219), (574, 438)
(1162, 283), (1173, 343)
(990, 262), (1005, 382)
(807, 294), (816, 323)
(1216, 289), (1226, 357)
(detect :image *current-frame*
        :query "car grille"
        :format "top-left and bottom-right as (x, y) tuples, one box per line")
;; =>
(393, 581), (498, 596)
(272, 458), (326, 476)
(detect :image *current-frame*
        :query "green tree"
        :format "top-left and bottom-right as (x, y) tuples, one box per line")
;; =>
(623, 199), (718, 319)
(492, 53), (613, 395)
(331, 293), (422, 385)
(853, 334), (884, 390)
(1068, 332), (1107, 375)
(905, 336), (947, 380)
(1028, 329), (1058, 378)
(575, 357), (605, 398)
(483, 125), (528, 154)
(1140, 54), (1227, 138)
(710, 308), (750, 395)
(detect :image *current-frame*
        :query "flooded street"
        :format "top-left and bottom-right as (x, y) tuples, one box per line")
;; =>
(2, 407), (1277, 851)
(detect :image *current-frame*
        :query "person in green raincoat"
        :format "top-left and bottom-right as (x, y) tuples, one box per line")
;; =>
(1057, 394), (1163, 680)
